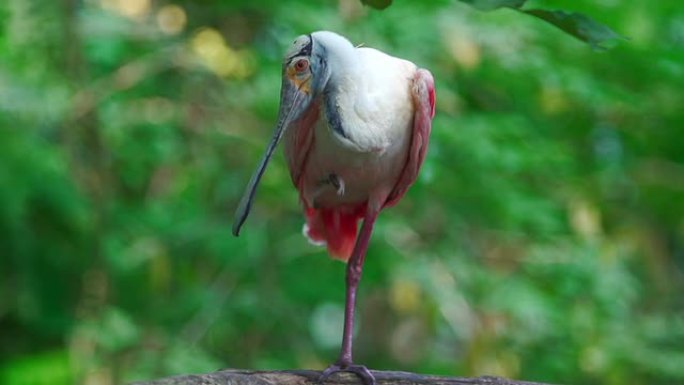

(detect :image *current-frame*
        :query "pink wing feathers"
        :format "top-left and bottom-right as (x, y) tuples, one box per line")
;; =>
(284, 100), (320, 189)
(283, 100), (365, 261)
(385, 68), (436, 208)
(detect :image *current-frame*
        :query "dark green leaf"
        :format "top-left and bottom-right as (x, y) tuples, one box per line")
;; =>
(361, 0), (393, 10)
(522, 9), (625, 50)
(456, 0), (623, 50)
(457, 0), (527, 11)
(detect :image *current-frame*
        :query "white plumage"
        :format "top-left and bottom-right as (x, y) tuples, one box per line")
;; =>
(289, 32), (419, 209)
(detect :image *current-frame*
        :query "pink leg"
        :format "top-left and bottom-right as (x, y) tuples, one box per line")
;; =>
(320, 208), (378, 385)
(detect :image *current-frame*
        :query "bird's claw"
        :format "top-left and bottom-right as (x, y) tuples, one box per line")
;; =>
(329, 173), (345, 196)
(319, 363), (376, 385)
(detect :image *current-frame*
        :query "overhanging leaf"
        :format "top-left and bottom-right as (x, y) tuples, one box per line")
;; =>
(522, 9), (625, 50)
(361, 0), (393, 10)
(457, 0), (527, 11)
(360, 0), (624, 49)
(453, 0), (624, 49)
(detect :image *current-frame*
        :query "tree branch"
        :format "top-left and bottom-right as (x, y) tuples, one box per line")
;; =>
(131, 369), (554, 385)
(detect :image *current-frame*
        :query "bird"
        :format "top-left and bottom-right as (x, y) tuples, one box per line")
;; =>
(232, 31), (435, 385)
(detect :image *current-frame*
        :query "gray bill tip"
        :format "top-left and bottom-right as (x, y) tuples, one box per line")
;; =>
(232, 219), (243, 237)
(232, 190), (253, 237)
(230, 77), (303, 238)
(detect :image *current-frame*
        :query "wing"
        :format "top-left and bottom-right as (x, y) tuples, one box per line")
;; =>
(283, 100), (320, 189)
(384, 68), (436, 208)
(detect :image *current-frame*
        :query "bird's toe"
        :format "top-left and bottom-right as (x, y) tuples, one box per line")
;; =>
(319, 363), (376, 385)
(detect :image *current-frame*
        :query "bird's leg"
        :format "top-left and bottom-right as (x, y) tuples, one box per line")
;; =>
(337, 211), (375, 366)
(320, 208), (379, 385)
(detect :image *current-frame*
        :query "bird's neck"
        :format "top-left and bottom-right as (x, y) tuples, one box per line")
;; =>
(326, 48), (360, 91)
(322, 52), (384, 152)
(323, 48), (361, 126)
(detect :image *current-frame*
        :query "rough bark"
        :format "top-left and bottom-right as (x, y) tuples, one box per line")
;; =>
(131, 369), (555, 385)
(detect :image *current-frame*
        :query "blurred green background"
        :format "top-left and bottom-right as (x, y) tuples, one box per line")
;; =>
(1, 0), (683, 384)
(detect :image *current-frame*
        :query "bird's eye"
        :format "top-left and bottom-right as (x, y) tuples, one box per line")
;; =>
(294, 59), (309, 72)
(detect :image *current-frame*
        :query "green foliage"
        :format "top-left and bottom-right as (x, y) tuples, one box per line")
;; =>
(1, 1), (683, 385)
(455, 0), (624, 49)
(458, 0), (527, 11)
(361, 0), (393, 11)
(521, 9), (624, 50)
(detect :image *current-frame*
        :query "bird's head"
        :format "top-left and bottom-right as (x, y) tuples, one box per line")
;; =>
(279, 31), (354, 124)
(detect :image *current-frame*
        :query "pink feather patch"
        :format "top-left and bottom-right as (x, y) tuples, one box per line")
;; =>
(304, 204), (367, 261)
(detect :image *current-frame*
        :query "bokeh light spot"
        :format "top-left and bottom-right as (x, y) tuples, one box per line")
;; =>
(100, 0), (151, 20)
(190, 27), (253, 78)
(157, 4), (187, 35)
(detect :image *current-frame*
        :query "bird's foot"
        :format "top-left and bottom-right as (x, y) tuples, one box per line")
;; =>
(319, 362), (376, 385)
(329, 173), (345, 196)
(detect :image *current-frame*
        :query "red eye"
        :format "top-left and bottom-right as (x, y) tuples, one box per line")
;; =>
(294, 59), (309, 72)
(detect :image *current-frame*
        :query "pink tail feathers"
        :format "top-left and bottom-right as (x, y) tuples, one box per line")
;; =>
(304, 205), (366, 261)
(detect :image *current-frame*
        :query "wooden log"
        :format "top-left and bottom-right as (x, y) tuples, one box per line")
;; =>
(131, 369), (554, 385)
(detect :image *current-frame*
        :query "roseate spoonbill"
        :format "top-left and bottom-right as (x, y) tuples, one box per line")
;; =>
(232, 31), (435, 384)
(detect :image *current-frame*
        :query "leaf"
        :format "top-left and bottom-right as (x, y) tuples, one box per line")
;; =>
(361, 0), (393, 10)
(369, 0), (623, 50)
(457, 0), (527, 11)
(522, 9), (625, 50)
(454, 0), (624, 49)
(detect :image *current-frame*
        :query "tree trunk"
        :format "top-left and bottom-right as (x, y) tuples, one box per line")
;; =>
(131, 369), (554, 385)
